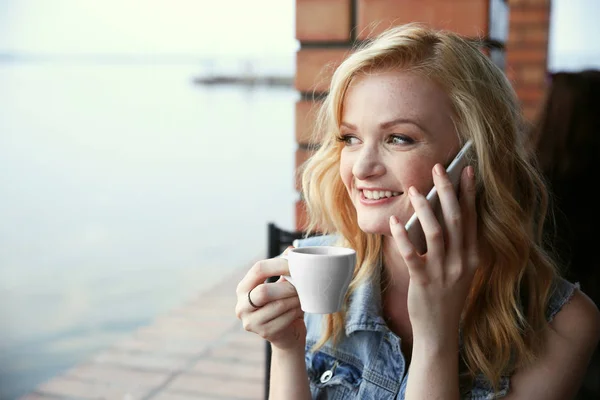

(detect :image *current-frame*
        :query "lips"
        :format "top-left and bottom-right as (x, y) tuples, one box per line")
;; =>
(358, 188), (403, 205)
(361, 189), (401, 200)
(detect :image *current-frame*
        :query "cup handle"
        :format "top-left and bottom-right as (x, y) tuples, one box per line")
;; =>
(279, 254), (295, 286)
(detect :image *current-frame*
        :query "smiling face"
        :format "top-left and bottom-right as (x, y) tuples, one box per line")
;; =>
(339, 70), (460, 236)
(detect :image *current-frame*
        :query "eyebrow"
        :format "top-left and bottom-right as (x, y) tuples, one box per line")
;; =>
(341, 118), (429, 133)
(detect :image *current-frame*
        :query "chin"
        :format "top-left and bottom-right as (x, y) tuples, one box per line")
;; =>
(357, 216), (391, 236)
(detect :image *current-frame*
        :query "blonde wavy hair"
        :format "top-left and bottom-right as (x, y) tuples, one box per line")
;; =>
(300, 23), (558, 390)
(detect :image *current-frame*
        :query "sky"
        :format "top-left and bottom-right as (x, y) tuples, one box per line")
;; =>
(0, 0), (298, 57)
(0, 0), (599, 69)
(547, 0), (600, 70)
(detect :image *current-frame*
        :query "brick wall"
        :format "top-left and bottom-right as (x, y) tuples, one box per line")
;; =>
(505, 0), (551, 122)
(293, 0), (550, 230)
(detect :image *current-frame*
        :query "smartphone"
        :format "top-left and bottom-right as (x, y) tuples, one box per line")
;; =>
(404, 139), (474, 254)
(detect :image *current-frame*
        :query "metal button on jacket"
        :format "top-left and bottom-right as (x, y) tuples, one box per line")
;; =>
(320, 370), (333, 383)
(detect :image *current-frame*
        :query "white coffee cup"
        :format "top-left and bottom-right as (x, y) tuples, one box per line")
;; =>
(282, 246), (356, 314)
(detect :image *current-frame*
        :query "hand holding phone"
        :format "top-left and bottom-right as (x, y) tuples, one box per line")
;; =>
(404, 140), (474, 254)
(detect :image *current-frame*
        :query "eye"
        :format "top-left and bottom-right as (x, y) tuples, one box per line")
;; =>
(336, 134), (360, 146)
(388, 134), (413, 145)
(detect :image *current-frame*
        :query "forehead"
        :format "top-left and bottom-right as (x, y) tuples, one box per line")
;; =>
(341, 70), (454, 131)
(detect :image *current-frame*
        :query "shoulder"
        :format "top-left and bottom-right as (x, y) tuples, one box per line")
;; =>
(506, 285), (600, 398)
(294, 234), (340, 248)
(546, 277), (600, 344)
(550, 287), (600, 350)
(546, 277), (600, 368)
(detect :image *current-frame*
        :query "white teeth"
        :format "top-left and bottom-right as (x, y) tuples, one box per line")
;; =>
(363, 190), (401, 200)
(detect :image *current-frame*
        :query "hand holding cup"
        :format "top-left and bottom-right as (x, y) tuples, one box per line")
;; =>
(235, 245), (356, 351)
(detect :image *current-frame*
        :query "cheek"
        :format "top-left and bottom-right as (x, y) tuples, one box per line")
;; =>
(395, 158), (435, 193)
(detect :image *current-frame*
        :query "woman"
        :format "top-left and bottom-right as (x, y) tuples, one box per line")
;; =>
(235, 24), (600, 399)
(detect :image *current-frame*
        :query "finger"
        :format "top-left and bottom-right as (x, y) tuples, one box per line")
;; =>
(247, 280), (298, 310)
(258, 306), (304, 341)
(236, 257), (290, 295)
(236, 280), (297, 320)
(407, 186), (445, 260)
(252, 295), (302, 326)
(389, 215), (425, 278)
(459, 165), (479, 270)
(432, 163), (463, 255)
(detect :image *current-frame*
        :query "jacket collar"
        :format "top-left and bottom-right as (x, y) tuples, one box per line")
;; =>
(344, 256), (389, 336)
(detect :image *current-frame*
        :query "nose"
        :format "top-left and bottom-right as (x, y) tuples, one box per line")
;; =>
(352, 144), (386, 180)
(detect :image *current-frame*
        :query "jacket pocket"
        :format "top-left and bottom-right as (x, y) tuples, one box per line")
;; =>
(305, 350), (362, 399)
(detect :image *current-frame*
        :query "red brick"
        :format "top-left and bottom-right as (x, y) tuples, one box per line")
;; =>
(506, 63), (548, 87)
(515, 86), (545, 103)
(166, 374), (262, 400)
(508, 0), (549, 6)
(505, 66), (517, 85)
(296, 49), (350, 93)
(296, 100), (323, 145)
(509, 7), (550, 25)
(522, 103), (541, 122)
(505, 48), (547, 65)
(296, 0), (352, 41)
(357, 0), (489, 39)
(507, 24), (549, 47)
(519, 65), (547, 86)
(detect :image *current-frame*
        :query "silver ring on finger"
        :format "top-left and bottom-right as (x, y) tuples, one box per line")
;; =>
(248, 288), (261, 309)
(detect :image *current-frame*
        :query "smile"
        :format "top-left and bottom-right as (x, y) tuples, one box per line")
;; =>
(359, 189), (402, 205)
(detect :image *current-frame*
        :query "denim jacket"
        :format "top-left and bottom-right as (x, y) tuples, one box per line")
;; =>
(295, 235), (579, 400)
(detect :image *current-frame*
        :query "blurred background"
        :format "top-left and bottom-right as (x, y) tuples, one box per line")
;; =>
(0, 1), (298, 398)
(0, 0), (598, 399)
